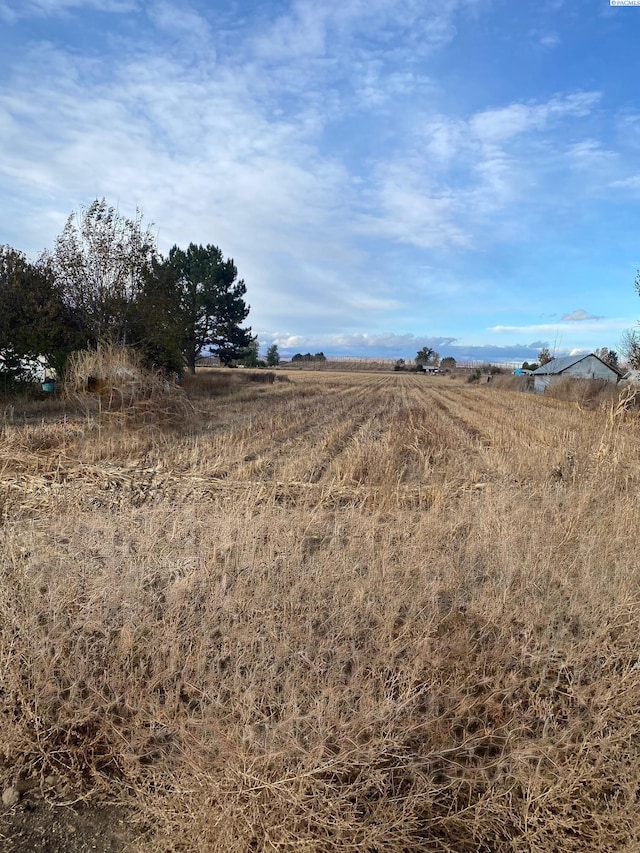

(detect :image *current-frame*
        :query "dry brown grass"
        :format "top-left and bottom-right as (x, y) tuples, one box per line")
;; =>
(492, 373), (634, 410)
(63, 344), (195, 427)
(541, 376), (626, 409)
(490, 374), (534, 393)
(3, 372), (640, 851)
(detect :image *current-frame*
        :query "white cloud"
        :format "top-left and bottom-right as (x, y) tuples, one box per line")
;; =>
(470, 104), (547, 144)
(357, 164), (469, 249)
(566, 139), (617, 171)
(262, 331), (459, 351)
(147, 1), (213, 46)
(0, 42), (353, 247)
(0, 1), (638, 349)
(420, 117), (466, 166)
(359, 90), (603, 251)
(490, 318), (633, 336)
(538, 32), (561, 48)
(610, 175), (640, 191)
(272, 335), (308, 349)
(233, 0), (483, 120)
(470, 92), (600, 144)
(616, 113), (640, 143)
(528, 28), (561, 50)
(249, 0), (471, 67)
(0, 45), (378, 339)
(0, 0), (137, 17)
(561, 309), (603, 322)
(329, 332), (457, 350)
(261, 332), (567, 364)
(354, 67), (433, 109)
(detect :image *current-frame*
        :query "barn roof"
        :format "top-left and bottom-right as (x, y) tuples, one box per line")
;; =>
(532, 353), (621, 376)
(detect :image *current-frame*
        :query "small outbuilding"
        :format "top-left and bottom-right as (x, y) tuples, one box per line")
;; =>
(531, 353), (622, 394)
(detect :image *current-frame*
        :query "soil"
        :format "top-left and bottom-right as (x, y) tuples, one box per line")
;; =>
(1, 787), (145, 852)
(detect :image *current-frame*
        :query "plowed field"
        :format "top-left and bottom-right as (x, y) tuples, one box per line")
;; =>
(2, 370), (640, 852)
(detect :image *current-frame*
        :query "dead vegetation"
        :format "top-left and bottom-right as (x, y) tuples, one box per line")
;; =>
(63, 344), (194, 426)
(541, 376), (627, 408)
(492, 372), (635, 410)
(2, 371), (640, 851)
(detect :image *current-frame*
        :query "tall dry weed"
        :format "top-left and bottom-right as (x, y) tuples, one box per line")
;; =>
(63, 344), (194, 426)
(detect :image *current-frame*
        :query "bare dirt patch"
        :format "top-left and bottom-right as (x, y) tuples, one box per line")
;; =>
(1, 794), (141, 852)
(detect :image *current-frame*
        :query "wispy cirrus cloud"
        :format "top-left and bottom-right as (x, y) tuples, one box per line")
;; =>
(249, 0), (473, 65)
(537, 32), (561, 48)
(146, 1), (213, 45)
(610, 175), (640, 191)
(0, 0), (137, 19)
(1, 0), (640, 352)
(490, 318), (631, 336)
(469, 92), (600, 144)
(566, 139), (617, 173)
(358, 90), (604, 250)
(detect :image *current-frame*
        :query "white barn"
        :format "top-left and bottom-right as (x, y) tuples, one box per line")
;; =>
(531, 354), (621, 394)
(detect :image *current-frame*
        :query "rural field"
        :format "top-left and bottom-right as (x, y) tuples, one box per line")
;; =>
(2, 369), (640, 851)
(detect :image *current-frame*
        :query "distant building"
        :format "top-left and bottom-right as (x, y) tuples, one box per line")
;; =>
(0, 352), (50, 382)
(531, 354), (621, 394)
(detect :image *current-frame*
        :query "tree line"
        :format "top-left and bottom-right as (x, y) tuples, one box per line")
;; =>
(0, 199), (253, 385)
(291, 352), (326, 363)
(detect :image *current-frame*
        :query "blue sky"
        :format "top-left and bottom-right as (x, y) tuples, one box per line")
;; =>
(1, 0), (640, 363)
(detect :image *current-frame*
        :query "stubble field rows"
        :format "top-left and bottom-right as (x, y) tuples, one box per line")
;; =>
(2, 370), (640, 851)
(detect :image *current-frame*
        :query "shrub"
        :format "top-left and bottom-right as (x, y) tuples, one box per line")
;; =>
(63, 343), (192, 424)
(181, 369), (241, 397)
(248, 371), (275, 384)
(492, 374), (534, 392)
(544, 378), (623, 409)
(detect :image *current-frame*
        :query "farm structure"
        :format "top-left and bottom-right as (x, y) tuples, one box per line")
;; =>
(531, 353), (621, 394)
(0, 352), (51, 382)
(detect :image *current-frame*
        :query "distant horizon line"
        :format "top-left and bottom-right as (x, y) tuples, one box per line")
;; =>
(198, 352), (581, 368)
